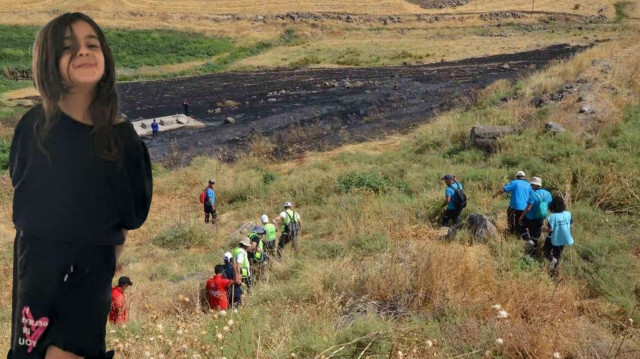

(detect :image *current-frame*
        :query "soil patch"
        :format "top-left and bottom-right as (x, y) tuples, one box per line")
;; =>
(116, 44), (589, 164)
(406, 0), (470, 9)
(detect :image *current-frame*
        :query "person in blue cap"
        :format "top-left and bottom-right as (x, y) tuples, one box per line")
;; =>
(440, 174), (464, 227)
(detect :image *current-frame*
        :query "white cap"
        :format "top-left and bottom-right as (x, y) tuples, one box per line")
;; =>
(284, 201), (292, 207)
(530, 176), (542, 186)
(223, 252), (232, 261)
(516, 170), (525, 178)
(261, 214), (269, 223)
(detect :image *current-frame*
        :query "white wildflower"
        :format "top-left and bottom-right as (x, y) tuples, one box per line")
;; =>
(227, 319), (234, 326)
(220, 310), (227, 316)
(552, 352), (561, 359)
(495, 338), (504, 345)
(426, 340), (433, 348)
(491, 304), (502, 310)
(496, 310), (509, 319)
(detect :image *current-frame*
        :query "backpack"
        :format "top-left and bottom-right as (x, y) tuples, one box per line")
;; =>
(199, 188), (208, 204)
(532, 191), (548, 219)
(449, 182), (467, 209)
(284, 211), (300, 237)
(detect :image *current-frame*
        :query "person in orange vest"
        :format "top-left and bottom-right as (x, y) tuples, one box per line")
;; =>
(109, 276), (133, 324)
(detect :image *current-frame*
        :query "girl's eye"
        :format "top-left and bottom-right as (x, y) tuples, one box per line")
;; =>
(88, 44), (100, 49)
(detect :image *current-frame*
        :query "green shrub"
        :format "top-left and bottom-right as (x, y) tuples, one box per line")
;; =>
(338, 172), (390, 194)
(0, 139), (10, 170)
(347, 232), (389, 253)
(289, 55), (321, 69)
(152, 221), (209, 249)
(262, 171), (277, 185)
(308, 240), (346, 259)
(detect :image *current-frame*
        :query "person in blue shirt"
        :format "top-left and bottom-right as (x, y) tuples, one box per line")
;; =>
(492, 170), (532, 234)
(204, 179), (217, 224)
(440, 174), (463, 227)
(222, 252), (242, 307)
(151, 119), (159, 139)
(542, 196), (574, 276)
(518, 176), (552, 256)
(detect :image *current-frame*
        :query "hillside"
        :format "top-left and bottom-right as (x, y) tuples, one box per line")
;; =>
(0, 1), (639, 358)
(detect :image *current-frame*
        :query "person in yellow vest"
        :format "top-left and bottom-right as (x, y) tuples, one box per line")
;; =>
(248, 226), (267, 264)
(233, 238), (252, 289)
(273, 201), (302, 259)
(261, 214), (278, 258)
(248, 226), (268, 281)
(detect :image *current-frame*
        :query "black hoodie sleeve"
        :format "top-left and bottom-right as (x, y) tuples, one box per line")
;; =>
(106, 121), (153, 231)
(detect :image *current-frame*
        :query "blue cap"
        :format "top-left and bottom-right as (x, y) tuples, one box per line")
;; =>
(441, 174), (453, 180)
(252, 226), (266, 234)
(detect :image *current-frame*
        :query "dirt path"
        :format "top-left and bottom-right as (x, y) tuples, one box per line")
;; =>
(117, 44), (588, 164)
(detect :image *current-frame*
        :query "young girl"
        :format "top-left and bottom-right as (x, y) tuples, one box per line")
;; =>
(8, 13), (152, 359)
(542, 196), (574, 276)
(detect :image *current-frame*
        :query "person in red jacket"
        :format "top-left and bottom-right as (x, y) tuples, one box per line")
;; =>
(206, 265), (235, 310)
(109, 276), (133, 324)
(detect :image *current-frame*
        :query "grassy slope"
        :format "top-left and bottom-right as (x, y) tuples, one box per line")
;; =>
(3, 29), (639, 357)
(0, 2), (639, 358)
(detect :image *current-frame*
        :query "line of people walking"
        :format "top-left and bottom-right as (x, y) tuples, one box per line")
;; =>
(205, 200), (302, 311)
(444, 171), (574, 276)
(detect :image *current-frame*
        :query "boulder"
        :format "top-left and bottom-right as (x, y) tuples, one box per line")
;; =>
(579, 103), (596, 114)
(470, 125), (518, 152)
(545, 122), (565, 133)
(229, 221), (259, 243)
(466, 214), (497, 239)
(225, 117), (236, 124)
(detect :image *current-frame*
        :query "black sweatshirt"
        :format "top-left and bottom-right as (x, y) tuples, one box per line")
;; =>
(9, 104), (153, 246)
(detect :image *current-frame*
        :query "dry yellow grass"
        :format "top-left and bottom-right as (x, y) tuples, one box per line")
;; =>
(232, 24), (620, 70)
(0, 0), (622, 30)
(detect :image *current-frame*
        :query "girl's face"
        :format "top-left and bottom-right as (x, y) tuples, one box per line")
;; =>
(59, 20), (105, 89)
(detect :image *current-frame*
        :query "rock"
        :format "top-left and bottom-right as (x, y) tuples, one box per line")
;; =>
(255, 15), (265, 21)
(499, 63), (510, 69)
(445, 226), (458, 240)
(218, 99), (240, 107)
(215, 108), (222, 114)
(229, 221), (259, 242)
(466, 214), (497, 239)
(532, 97), (546, 107)
(545, 122), (565, 132)
(224, 117), (236, 124)
(470, 125), (518, 152)
(579, 103), (596, 114)
(267, 98), (277, 102)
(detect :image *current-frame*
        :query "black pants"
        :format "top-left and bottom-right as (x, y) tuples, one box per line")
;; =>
(227, 285), (242, 307)
(204, 205), (217, 223)
(520, 217), (544, 256)
(277, 233), (297, 259)
(506, 207), (524, 234)
(544, 236), (565, 275)
(9, 231), (115, 359)
(264, 240), (277, 258)
(152, 131), (158, 139)
(441, 208), (462, 227)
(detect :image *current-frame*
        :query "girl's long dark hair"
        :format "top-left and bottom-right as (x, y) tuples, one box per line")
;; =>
(549, 195), (567, 213)
(32, 12), (121, 161)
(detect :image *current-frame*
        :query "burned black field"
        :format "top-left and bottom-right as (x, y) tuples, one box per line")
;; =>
(117, 44), (587, 164)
